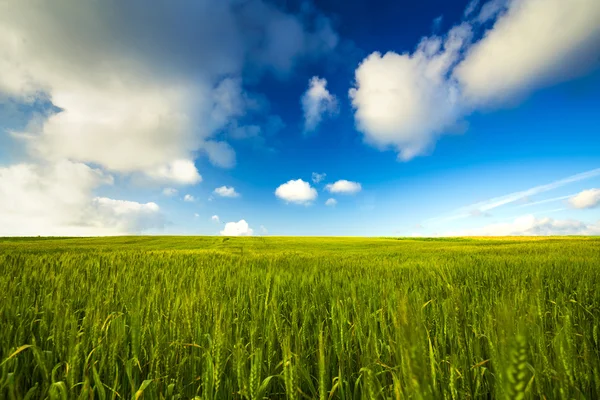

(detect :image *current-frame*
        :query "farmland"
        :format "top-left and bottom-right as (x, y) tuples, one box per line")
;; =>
(1, 236), (599, 399)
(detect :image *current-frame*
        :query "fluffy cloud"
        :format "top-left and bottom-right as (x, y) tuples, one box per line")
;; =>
(569, 188), (600, 209)
(454, 0), (600, 105)
(183, 194), (195, 202)
(0, 160), (163, 236)
(0, 1), (205, 180)
(220, 219), (254, 236)
(350, 24), (471, 160)
(325, 198), (337, 206)
(312, 172), (327, 183)
(302, 77), (338, 131)
(350, 0), (600, 160)
(275, 179), (318, 204)
(211, 215), (220, 223)
(325, 180), (362, 194)
(213, 186), (240, 198)
(446, 214), (600, 236)
(146, 160), (202, 185)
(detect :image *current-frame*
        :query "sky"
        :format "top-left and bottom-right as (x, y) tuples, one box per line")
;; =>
(1, 0), (600, 237)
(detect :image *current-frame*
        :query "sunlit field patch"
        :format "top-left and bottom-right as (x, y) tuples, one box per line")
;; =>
(1, 237), (599, 399)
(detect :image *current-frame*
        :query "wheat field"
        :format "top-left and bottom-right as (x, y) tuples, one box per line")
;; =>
(1, 236), (599, 399)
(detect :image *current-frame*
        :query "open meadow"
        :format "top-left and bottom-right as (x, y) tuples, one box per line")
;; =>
(1, 236), (600, 399)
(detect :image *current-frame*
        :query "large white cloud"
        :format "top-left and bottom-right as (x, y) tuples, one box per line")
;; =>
(302, 77), (338, 132)
(0, 160), (164, 236)
(0, 0), (338, 177)
(220, 219), (254, 236)
(350, 0), (600, 160)
(350, 24), (471, 160)
(454, 0), (600, 105)
(0, 0), (338, 235)
(569, 188), (600, 209)
(275, 179), (318, 204)
(0, 1), (206, 179)
(446, 214), (600, 236)
(325, 180), (362, 194)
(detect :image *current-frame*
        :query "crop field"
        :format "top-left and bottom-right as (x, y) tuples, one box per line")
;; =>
(1, 236), (600, 399)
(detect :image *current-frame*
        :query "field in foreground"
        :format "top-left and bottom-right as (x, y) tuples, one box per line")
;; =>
(1, 236), (599, 399)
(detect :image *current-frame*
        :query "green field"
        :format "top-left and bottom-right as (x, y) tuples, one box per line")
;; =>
(1, 237), (599, 399)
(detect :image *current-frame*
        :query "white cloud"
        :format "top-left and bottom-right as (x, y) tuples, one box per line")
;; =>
(325, 198), (337, 206)
(162, 187), (178, 197)
(325, 180), (362, 194)
(18, 83), (204, 183)
(194, 213), (200, 218)
(211, 215), (220, 223)
(312, 172), (327, 183)
(0, 1), (338, 179)
(183, 194), (195, 202)
(350, 0), (600, 160)
(302, 77), (338, 131)
(350, 24), (472, 160)
(0, 0), (340, 236)
(569, 188), (600, 209)
(260, 225), (268, 235)
(0, 2), (207, 182)
(213, 186), (240, 198)
(220, 219), (254, 236)
(275, 179), (318, 204)
(146, 160), (202, 185)
(455, 0), (600, 105)
(0, 160), (163, 235)
(446, 214), (600, 236)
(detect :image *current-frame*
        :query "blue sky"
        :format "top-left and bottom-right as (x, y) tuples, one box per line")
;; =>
(1, 0), (599, 236)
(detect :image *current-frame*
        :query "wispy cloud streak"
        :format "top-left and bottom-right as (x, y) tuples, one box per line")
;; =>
(427, 168), (600, 224)
(514, 195), (573, 209)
